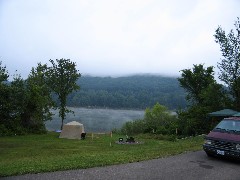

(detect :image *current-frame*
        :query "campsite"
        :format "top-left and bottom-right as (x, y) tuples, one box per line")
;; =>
(0, 132), (203, 177)
(1, 1), (240, 178)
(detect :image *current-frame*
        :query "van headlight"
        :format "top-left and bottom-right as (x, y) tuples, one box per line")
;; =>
(204, 139), (212, 145)
(236, 144), (240, 151)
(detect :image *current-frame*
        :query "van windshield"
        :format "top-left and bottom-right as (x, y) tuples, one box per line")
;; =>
(214, 119), (240, 133)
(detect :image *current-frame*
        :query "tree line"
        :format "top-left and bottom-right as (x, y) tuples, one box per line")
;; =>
(66, 75), (187, 110)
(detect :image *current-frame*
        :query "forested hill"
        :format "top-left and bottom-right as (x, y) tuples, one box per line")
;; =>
(67, 75), (187, 110)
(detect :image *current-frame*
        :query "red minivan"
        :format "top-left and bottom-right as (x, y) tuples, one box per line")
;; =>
(203, 117), (240, 159)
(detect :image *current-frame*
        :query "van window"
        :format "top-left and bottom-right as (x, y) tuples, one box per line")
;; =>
(214, 120), (240, 132)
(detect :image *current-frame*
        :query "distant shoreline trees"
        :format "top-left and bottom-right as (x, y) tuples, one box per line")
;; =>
(66, 75), (187, 110)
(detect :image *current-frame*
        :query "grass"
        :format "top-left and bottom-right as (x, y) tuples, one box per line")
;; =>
(0, 132), (204, 177)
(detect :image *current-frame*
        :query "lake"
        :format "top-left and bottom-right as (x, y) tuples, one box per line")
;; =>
(45, 107), (145, 133)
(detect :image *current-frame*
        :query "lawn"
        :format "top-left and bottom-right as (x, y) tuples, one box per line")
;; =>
(0, 132), (204, 177)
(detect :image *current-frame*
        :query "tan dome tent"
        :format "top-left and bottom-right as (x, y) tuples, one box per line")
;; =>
(59, 121), (85, 139)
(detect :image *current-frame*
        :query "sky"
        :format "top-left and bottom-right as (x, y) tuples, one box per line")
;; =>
(0, 0), (239, 79)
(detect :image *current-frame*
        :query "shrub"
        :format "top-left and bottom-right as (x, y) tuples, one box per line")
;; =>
(120, 103), (178, 136)
(121, 119), (146, 135)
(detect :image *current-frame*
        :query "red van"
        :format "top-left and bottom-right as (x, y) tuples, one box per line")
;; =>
(203, 117), (240, 159)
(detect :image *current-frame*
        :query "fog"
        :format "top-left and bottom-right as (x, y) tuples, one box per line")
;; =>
(45, 107), (145, 132)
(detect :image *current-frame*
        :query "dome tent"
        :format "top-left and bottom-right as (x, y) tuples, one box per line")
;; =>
(59, 121), (84, 139)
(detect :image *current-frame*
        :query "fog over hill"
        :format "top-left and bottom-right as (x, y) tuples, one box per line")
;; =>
(66, 74), (186, 110)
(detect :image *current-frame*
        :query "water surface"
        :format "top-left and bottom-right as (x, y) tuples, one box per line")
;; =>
(45, 107), (145, 132)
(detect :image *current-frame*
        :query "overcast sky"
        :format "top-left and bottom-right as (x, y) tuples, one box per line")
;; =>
(0, 0), (239, 79)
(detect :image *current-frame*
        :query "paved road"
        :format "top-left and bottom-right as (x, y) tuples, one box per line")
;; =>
(2, 151), (240, 180)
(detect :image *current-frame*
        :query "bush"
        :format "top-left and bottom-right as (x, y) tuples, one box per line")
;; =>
(0, 123), (27, 136)
(156, 126), (168, 135)
(121, 119), (146, 135)
(0, 124), (11, 136)
(120, 103), (178, 136)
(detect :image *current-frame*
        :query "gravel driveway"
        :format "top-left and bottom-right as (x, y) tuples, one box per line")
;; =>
(2, 151), (240, 180)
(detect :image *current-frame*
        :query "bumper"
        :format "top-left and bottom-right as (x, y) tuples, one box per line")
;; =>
(203, 144), (240, 159)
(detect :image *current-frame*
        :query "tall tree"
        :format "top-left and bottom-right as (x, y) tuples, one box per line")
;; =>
(178, 64), (215, 104)
(6, 64), (54, 134)
(177, 64), (230, 135)
(214, 17), (240, 110)
(47, 59), (81, 130)
(21, 63), (54, 132)
(0, 61), (10, 132)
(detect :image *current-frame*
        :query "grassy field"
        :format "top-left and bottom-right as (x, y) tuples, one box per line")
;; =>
(0, 132), (204, 177)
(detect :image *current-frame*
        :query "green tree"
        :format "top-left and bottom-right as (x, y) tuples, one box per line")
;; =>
(144, 103), (176, 134)
(120, 103), (176, 135)
(0, 61), (11, 134)
(47, 59), (81, 130)
(21, 63), (54, 132)
(200, 83), (232, 110)
(177, 64), (230, 135)
(214, 17), (240, 110)
(6, 64), (54, 134)
(178, 64), (215, 104)
(0, 61), (9, 82)
(121, 119), (146, 135)
(0, 62), (57, 136)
